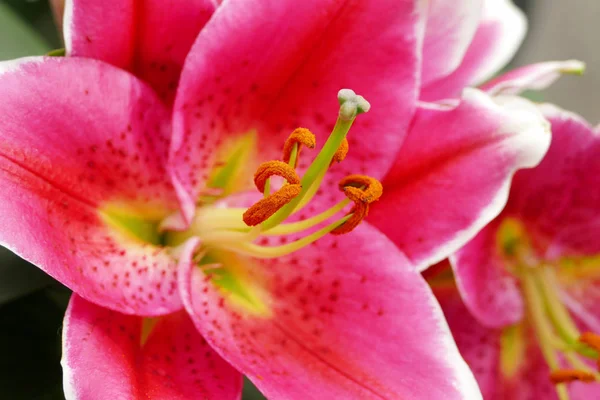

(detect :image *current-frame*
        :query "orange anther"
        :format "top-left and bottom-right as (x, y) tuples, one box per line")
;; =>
(282, 128), (316, 167)
(580, 332), (600, 352)
(579, 332), (600, 370)
(549, 369), (596, 384)
(331, 174), (383, 235)
(243, 184), (302, 226)
(253, 161), (300, 193)
(338, 174), (383, 204)
(331, 138), (348, 165)
(331, 202), (368, 235)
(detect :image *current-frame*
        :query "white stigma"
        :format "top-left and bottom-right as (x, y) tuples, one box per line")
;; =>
(338, 88), (371, 121)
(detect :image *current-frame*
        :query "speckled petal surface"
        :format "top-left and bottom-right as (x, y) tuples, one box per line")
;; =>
(178, 224), (482, 399)
(170, 0), (421, 223)
(0, 57), (181, 315)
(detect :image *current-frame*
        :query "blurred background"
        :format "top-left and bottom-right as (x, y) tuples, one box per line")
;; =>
(0, 0), (597, 398)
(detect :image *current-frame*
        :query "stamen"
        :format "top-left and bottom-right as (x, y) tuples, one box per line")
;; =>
(579, 332), (600, 369)
(331, 138), (349, 165)
(331, 175), (382, 235)
(261, 89), (371, 231)
(580, 332), (600, 351)
(331, 202), (368, 235)
(339, 174), (383, 203)
(550, 369), (596, 384)
(253, 160), (300, 192)
(243, 184), (302, 226)
(282, 127), (316, 167)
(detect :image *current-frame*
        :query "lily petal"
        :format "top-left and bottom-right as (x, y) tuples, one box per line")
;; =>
(0, 57), (180, 315)
(481, 60), (586, 96)
(370, 89), (551, 271)
(449, 220), (524, 327)
(421, 0), (527, 101)
(179, 226), (482, 399)
(64, 0), (215, 103)
(433, 280), (502, 399)
(170, 0), (421, 223)
(509, 104), (600, 258)
(62, 295), (242, 400)
(420, 0), (483, 87)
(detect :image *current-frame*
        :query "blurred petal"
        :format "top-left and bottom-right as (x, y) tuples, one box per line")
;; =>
(433, 280), (503, 399)
(420, 0), (482, 87)
(179, 224), (482, 399)
(370, 89), (550, 270)
(421, 0), (527, 100)
(432, 281), (600, 400)
(508, 104), (600, 258)
(450, 220), (524, 327)
(0, 57), (181, 314)
(62, 295), (242, 400)
(170, 0), (421, 222)
(481, 60), (586, 96)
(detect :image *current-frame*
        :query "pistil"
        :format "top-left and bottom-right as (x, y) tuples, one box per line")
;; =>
(260, 89), (370, 231)
(167, 89), (381, 259)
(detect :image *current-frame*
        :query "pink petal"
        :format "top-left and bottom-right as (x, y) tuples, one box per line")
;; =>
(481, 60), (586, 96)
(369, 89), (551, 271)
(178, 226), (482, 399)
(449, 220), (524, 327)
(62, 295), (242, 400)
(65, 0), (215, 103)
(0, 57), (181, 315)
(508, 104), (600, 258)
(433, 280), (502, 399)
(170, 0), (421, 222)
(421, 0), (527, 101)
(64, 1), (135, 68)
(420, 0), (483, 87)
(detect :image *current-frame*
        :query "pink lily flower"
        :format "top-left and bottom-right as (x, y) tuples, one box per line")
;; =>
(0, 0), (552, 398)
(447, 106), (600, 399)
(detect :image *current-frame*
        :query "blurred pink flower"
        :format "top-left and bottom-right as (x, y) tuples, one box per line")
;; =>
(447, 106), (600, 399)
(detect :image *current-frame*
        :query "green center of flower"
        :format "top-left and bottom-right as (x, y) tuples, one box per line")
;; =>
(498, 218), (600, 400)
(165, 89), (382, 259)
